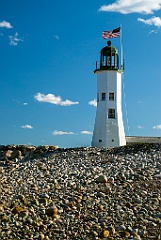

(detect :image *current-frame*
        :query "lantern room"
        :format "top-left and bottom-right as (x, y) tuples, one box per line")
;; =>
(94, 40), (119, 73)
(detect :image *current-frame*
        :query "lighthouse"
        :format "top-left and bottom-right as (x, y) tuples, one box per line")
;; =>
(92, 40), (126, 148)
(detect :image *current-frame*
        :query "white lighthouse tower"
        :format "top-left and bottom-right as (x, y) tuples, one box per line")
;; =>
(92, 40), (126, 148)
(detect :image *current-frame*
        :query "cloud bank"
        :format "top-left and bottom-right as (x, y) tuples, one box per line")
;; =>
(81, 131), (92, 135)
(153, 124), (161, 130)
(99, 0), (161, 14)
(52, 130), (75, 135)
(0, 21), (23, 46)
(9, 32), (23, 46)
(138, 16), (161, 27)
(21, 125), (33, 129)
(0, 20), (12, 28)
(34, 93), (79, 106)
(52, 130), (93, 135)
(88, 99), (97, 107)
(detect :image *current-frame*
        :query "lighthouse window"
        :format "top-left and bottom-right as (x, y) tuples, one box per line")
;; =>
(109, 93), (115, 101)
(112, 55), (115, 67)
(102, 93), (106, 100)
(108, 108), (115, 119)
(102, 55), (106, 66)
(107, 56), (111, 66)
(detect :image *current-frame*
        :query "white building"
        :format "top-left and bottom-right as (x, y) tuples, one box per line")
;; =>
(91, 40), (126, 148)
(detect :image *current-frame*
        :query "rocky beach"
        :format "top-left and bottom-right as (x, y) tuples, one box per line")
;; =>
(0, 143), (161, 239)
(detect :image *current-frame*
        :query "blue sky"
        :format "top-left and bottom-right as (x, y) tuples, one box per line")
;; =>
(0, 0), (161, 147)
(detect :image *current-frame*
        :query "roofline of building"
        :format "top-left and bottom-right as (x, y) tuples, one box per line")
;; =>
(126, 136), (161, 144)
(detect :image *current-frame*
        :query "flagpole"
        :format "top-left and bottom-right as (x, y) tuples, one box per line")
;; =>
(120, 25), (123, 70)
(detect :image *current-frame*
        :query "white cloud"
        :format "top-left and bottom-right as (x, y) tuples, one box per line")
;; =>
(153, 124), (161, 130)
(99, 0), (161, 14)
(0, 20), (12, 28)
(138, 125), (144, 129)
(52, 130), (75, 135)
(81, 130), (92, 135)
(138, 16), (161, 27)
(21, 125), (33, 129)
(9, 32), (23, 46)
(88, 99), (97, 107)
(148, 29), (158, 34)
(54, 35), (60, 40)
(34, 93), (79, 106)
(52, 130), (93, 135)
(23, 102), (28, 106)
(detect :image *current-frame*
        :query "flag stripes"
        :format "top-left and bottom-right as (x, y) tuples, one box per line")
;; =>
(102, 27), (120, 39)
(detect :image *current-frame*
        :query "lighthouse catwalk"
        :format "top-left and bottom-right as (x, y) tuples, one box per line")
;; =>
(92, 39), (126, 148)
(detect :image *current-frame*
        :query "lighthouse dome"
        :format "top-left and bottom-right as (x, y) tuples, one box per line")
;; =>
(99, 40), (119, 71)
(101, 40), (118, 55)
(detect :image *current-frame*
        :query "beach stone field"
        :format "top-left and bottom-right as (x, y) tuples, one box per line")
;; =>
(0, 143), (161, 240)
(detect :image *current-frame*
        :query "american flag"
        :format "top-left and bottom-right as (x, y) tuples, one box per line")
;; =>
(102, 27), (120, 39)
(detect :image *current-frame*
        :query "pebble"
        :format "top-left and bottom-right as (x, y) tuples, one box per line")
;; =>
(103, 230), (110, 237)
(96, 175), (107, 183)
(0, 143), (161, 239)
